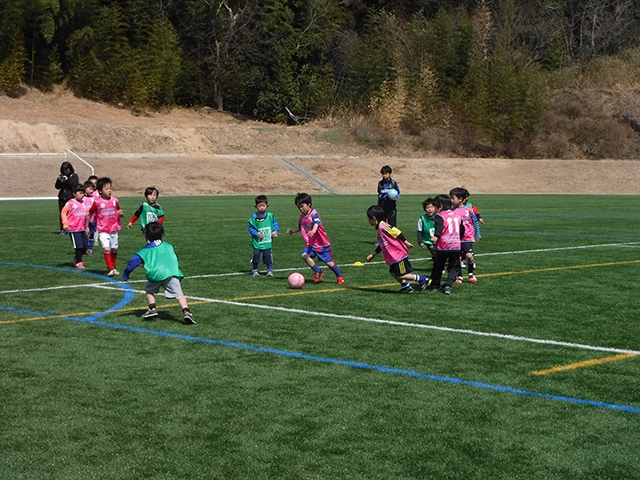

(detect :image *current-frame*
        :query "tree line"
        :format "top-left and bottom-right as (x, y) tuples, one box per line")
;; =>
(1, 0), (639, 146)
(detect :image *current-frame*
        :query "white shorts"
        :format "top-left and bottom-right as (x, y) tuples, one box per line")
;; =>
(98, 232), (119, 251)
(145, 276), (184, 299)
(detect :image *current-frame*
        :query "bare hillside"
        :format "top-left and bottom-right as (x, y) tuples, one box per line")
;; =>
(2, 89), (640, 197)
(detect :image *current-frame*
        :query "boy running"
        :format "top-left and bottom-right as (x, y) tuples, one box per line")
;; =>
(286, 193), (344, 284)
(366, 205), (428, 293)
(122, 222), (195, 325)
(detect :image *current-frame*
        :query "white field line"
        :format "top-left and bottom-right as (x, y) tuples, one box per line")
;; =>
(2, 241), (640, 355)
(86, 284), (640, 356)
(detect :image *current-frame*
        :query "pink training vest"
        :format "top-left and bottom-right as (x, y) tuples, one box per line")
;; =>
(64, 198), (88, 231)
(455, 205), (476, 242)
(435, 210), (462, 251)
(299, 208), (331, 247)
(91, 196), (122, 233)
(377, 221), (409, 265)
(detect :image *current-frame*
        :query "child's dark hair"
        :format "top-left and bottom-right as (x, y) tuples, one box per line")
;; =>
(255, 194), (268, 205)
(422, 197), (436, 210)
(144, 186), (159, 197)
(295, 192), (312, 206)
(73, 183), (85, 193)
(380, 165), (392, 174)
(434, 194), (452, 210)
(83, 181), (95, 190)
(144, 221), (164, 241)
(96, 177), (113, 192)
(88, 175), (98, 182)
(449, 187), (469, 199)
(367, 205), (385, 221)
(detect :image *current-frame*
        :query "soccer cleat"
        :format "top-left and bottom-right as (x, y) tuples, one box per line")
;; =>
(183, 312), (196, 325)
(416, 278), (429, 291)
(76, 262), (85, 269)
(426, 280), (440, 291)
(442, 285), (452, 295)
(313, 271), (325, 283)
(455, 276), (463, 285)
(141, 308), (158, 319)
(266, 270), (274, 277)
(112, 269), (119, 275)
(337, 276), (345, 285)
(469, 273), (477, 284)
(400, 283), (413, 294)
(252, 270), (260, 277)
(107, 269), (116, 276)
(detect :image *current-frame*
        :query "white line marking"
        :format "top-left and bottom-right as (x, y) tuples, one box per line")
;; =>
(2, 241), (640, 356)
(81, 285), (640, 356)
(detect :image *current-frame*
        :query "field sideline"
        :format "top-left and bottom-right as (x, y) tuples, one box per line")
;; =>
(1, 194), (640, 478)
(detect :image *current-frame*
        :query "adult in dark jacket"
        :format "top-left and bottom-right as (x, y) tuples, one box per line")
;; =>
(55, 161), (80, 234)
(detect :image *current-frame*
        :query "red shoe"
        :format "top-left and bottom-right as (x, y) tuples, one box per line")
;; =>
(337, 276), (345, 285)
(469, 274), (477, 284)
(313, 271), (325, 283)
(454, 276), (463, 285)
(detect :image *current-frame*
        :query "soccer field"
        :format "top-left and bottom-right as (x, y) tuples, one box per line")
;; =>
(1, 194), (639, 479)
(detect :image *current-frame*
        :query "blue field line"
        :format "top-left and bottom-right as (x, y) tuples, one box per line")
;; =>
(25, 310), (640, 415)
(0, 262), (135, 321)
(2, 263), (639, 414)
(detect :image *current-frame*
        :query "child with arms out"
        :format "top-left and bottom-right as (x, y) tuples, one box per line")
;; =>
(122, 222), (195, 325)
(286, 193), (344, 284)
(61, 184), (90, 269)
(248, 195), (279, 276)
(366, 205), (428, 293)
(377, 165), (400, 226)
(127, 186), (165, 233)
(87, 177), (124, 276)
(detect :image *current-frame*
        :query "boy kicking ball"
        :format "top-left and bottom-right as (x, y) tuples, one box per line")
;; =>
(121, 221), (196, 325)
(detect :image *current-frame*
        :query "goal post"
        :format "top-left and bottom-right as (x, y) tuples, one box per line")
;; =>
(0, 150), (95, 199)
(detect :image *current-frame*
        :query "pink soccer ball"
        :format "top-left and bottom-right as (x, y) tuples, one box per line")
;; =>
(288, 272), (305, 289)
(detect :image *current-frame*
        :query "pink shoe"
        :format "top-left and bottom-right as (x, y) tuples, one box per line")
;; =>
(76, 262), (85, 269)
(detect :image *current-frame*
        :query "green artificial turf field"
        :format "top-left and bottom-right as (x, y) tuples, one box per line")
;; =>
(1, 193), (639, 479)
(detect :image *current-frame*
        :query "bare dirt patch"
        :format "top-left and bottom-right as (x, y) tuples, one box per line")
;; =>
(1, 88), (638, 197)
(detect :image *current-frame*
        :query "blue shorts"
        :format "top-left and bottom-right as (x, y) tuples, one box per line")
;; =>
(303, 245), (333, 264)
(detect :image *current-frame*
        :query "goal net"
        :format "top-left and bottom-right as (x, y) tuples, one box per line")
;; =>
(0, 150), (94, 199)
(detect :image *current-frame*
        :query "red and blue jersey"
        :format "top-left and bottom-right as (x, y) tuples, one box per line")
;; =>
(299, 208), (331, 248)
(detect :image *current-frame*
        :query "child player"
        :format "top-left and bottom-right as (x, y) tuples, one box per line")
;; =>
(427, 194), (463, 295)
(82, 181), (97, 255)
(286, 193), (344, 284)
(248, 194), (279, 277)
(87, 177), (124, 276)
(366, 205), (428, 293)
(122, 222), (196, 325)
(417, 197), (436, 259)
(61, 184), (90, 269)
(450, 187), (478, 284)
(377, 165), (400, 226)
(127, 186), (165, 233)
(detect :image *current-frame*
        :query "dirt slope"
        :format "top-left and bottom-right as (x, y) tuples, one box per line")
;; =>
(1, 88), (638, 197)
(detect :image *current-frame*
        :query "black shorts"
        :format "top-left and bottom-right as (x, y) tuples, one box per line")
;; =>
(389, 258), (413, 277)
(70, 231), (89, 250)
(461, 242), (474, 255)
